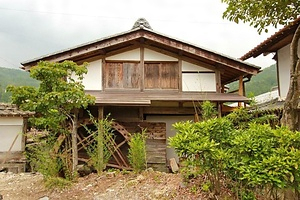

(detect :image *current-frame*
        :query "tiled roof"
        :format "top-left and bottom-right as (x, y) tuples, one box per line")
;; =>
(241, 17), (300, 60)
(0, 103), (34, 117)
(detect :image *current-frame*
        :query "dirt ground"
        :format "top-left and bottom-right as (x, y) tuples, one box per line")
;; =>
(0, 170), (209, 200)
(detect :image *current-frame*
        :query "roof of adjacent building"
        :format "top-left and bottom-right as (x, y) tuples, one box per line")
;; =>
(21, 18), (260, 85)
(241, 17), (300, 60)
(0, 103), (34, 117)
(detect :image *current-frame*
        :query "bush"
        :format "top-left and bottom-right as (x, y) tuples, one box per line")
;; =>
(83, 115), (114, 174)
(128, 131), (147, 173)
(169, 101), (300, 199)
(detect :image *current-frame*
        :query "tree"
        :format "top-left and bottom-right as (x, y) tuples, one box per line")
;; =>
(7, 61), (95, 177)
(222, 0), (300, 130)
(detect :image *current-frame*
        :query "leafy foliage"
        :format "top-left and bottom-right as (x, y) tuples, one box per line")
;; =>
(8, 61), (95, 181)
(128, 131), (147, 173)
(222, 0), (300, 33)
(169, 101), (300, 199)
(83, 114), (114, 174)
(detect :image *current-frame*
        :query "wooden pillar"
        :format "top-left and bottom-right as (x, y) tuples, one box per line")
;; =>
(139, 107), (144, 121)
(238, 76), (244, 107)
(140, 47), (144, 92)
(21, 118), (28, 151)
(102, 59), (106, 91)
(98, 106), (104, 120)
(178, 59), (182, 92)
(72, 108), (79, 175)
(215, 70), (221, 93)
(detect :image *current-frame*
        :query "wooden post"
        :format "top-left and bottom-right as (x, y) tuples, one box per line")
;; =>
(178, 59), (182, 92)
(72, 108), (79, 175)
(98, 106), (104, 172)
(215, 70), (221, 93)
(140, 47), (144, 91)
(238, 76), (244, 107)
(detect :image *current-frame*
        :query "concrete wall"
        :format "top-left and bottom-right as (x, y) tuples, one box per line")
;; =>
(0, 117), (24, 152)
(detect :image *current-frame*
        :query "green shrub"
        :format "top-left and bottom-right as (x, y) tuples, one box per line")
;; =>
(128, 131), (147, 173)
(83, 115), (114, 174)
(169, 101), (300, 199)
(26, 134), (62, 179)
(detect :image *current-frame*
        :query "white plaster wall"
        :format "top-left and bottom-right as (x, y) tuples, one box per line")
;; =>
(70, 60), (102, 91)
(144, 48), (177, 61)
(106, 48), (140, 61)
(146, 115), (194, 163)
(82, 60), (102, 90)
(182, 61), (212, 72)
(0, 117), (23, 152)
(277, 41), (300, 100)
(277, 45), (290, 100)
(182, 73), (216, 92)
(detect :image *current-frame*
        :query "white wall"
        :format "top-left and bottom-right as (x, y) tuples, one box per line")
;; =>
(0, 117), (23, 152)
(146, 115), (194, 163)
(277, 41), (300, 100)
(182, 61), (212, 72)
(144, 48), (177, 61)
(182, 61), (216, 92)
(106, 48), (140, 61)
(182, 73), (216, 92)
(70, 60), (102, 91)
(83, 60), (102, 90)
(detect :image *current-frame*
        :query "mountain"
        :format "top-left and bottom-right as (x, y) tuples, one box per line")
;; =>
(228, 64), (277, 97)
(0, 67), (39, 102)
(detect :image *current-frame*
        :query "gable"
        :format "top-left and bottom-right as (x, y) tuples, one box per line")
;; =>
(106, 48), (140, 61)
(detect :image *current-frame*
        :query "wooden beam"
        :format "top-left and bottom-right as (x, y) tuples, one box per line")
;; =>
(143, 107), (195, 115)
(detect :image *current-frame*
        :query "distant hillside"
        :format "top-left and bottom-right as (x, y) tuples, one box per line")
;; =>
(0, 67), (39, 102)
(228, 64), (277, 97)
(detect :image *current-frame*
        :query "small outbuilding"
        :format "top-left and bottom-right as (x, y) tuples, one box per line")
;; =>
(0, 103), (34, 173)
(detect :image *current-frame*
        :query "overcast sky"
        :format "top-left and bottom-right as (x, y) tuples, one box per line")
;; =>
(0, 0), (278, 69)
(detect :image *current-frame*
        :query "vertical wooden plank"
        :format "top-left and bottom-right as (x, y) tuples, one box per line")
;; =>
(178, 60), (182, 92)
(215, 70), (221, 93)
(145, 63), (159, 89)
(123, 63), (139, 88)
(140, 47), (144, 91)
(123, 63), (130, 88)
(160, 63), (169, 88)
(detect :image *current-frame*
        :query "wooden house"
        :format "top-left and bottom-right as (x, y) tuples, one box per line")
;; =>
(0, 103), (34, 173)
(241, 17), (300, 101)
(21, 18), (260, 171)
